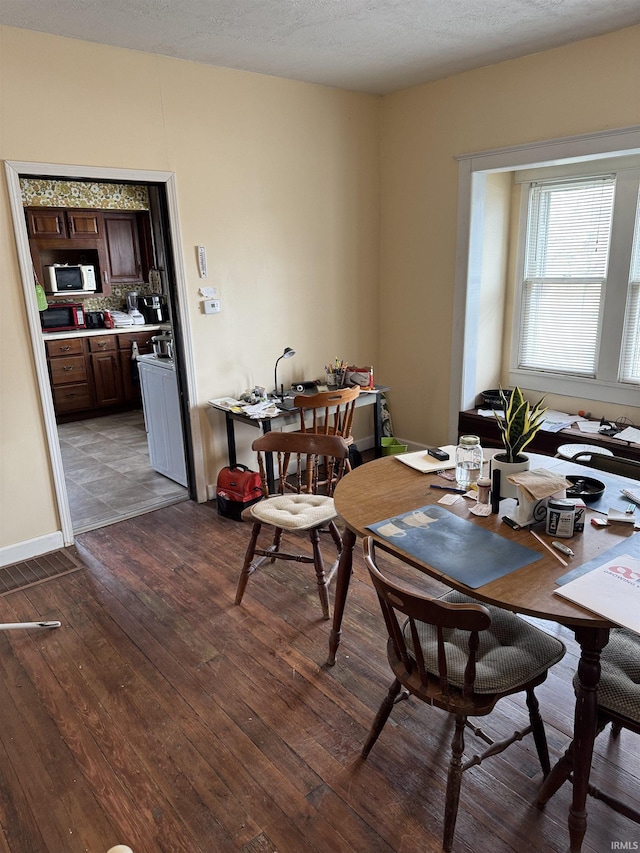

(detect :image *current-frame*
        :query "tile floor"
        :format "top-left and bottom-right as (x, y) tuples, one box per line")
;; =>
(57, 410), (189, 534)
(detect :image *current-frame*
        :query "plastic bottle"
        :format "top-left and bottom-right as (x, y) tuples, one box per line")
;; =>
(455, 435), (483, 490)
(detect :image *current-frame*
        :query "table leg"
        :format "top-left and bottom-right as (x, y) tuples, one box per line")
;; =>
(260, 420), (275, 494)
(374, 393), (383, 458)
(225, 413), (238, 468)
(567, 625), (610, 853)
(327, 527), (356, 666)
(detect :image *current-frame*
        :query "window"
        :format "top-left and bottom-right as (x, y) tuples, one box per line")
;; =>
(511, 166), (640, 402)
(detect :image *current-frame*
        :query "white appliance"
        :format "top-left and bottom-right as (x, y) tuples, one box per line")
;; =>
(137, 354), (187, 487)
(45, 264), (97, 294)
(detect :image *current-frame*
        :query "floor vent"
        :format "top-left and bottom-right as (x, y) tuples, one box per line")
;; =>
(0, 549), (83, 596)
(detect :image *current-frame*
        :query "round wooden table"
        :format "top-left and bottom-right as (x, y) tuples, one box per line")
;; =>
(329, 451), (639, 853)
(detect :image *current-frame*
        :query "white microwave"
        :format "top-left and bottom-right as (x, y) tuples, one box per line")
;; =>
(44, 264), (97, 294)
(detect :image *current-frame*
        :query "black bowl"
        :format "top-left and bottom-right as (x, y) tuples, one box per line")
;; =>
(566, 475), (605, 501)
(480, 389), (512, 409)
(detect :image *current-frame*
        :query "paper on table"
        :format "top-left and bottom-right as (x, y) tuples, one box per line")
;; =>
(396, 445), (457, 473)
(577, 420), (603, 434)
(615, 426), (640, 444)
(208, 397), (242, 410)
(554, 553), (640, 632)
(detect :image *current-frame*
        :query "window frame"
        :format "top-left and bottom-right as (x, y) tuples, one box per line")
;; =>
(508, 164), (640, 405)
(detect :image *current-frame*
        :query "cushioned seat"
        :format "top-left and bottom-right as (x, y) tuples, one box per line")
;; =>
(411, 590), (567, 694)
(250, 493), (337, 530)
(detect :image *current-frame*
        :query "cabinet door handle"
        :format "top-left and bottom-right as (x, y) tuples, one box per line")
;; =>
(103, 270), (108, 285)
(60, 345), (71, 352)
(62, 366), (73, 371)
(98, 341), (107, 348)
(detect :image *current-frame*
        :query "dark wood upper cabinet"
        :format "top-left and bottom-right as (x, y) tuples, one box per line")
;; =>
(102, 212), (142, 284)
(67, 209), (103, 238)
(25, 206), (155, 295)
(25, 208), (68, 238)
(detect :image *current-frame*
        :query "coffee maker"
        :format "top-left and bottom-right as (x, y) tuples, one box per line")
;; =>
(138, 294), (167, 324)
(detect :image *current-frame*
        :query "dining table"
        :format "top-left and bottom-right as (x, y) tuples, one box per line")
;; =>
(328, 450), (639, 853)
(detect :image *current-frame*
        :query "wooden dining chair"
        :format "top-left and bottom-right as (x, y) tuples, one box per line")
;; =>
(572, 452), (640, 480)
(361, 537), (566, 852)
(234, 431), (349, 620)
(537, 626), (640, 827)
(293, 386), (360, 489)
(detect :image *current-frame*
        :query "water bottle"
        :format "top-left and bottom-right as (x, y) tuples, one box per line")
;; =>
(455, 435), (483, 490)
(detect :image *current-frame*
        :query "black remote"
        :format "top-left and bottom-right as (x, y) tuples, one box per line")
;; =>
(427, 447), (449, 461)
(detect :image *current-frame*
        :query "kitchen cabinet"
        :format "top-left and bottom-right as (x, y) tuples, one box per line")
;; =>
(46, 338), (95, 415)
(25, 208), (67, 239)
(25, 206), (154, 295)
(45, 329), (163, 421)
(88, 336), (125, 408)
(67, 209), (103, 238)
(103, 212), (143, 283)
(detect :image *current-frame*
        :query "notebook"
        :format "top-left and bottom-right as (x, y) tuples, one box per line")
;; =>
(396, 444), (457, 473)
(554, 553), (640, 632)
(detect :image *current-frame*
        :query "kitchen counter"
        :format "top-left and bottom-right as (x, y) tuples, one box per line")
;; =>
(42, 324), (169, 341)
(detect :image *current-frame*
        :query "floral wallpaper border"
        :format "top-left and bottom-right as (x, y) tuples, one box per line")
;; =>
(21, 179), (149, 210)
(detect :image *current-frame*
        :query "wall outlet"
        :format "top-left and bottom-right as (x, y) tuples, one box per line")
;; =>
(203, 299), (221, 314)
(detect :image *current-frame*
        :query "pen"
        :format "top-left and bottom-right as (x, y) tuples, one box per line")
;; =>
(530, 530), (568, 567)
(429, 485), (466, 494)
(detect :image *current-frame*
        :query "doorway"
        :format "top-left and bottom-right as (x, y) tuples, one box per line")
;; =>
(5, 161), (205, 545)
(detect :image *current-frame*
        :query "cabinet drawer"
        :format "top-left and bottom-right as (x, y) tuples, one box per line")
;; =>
(118, 331), (154, 353)
(53, 383), (93, 413)
(88, 335), (117, 353)
(46, 338), (84, 358)
(49, 355), (88, 386)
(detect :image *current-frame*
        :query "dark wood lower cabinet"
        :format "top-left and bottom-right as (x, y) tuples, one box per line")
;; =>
(46, 330), (158, 422)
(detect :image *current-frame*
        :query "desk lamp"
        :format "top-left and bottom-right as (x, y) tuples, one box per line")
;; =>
(274, 347), (296, 401)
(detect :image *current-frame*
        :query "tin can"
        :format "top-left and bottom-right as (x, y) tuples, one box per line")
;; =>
(546, 499), (576, 538)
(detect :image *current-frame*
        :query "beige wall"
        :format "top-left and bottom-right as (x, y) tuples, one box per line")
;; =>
(2, 24), (639, 557)
(0, 26), (379, 553)
(380, 25), (640, 445)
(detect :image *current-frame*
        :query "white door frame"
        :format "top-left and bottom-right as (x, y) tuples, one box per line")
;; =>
(5, 160), (205, 546)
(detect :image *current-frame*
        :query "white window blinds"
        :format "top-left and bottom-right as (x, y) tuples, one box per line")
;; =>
(519, 177), (615, 376)
(620, 190), (640, 384)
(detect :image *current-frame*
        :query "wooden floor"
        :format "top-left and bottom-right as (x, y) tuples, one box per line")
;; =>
(1, 500), (638, 853)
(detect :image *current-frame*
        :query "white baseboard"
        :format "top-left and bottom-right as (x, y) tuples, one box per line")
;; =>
(0, 531), (65, 567)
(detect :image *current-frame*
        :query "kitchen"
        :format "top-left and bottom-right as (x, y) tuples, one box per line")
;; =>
(24, 177), (190, 533)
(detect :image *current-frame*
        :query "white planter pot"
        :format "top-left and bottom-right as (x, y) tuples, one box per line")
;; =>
(489, 453), (530, 500)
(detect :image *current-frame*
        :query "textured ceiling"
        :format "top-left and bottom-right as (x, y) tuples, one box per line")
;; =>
(2, 0), (639, 94)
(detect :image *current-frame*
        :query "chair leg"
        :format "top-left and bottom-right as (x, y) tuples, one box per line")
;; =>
(443, 715), (466, 853)
(327, 519), (343, 553)
(309, 527), (330, 620)
(526, 687), (551, 776)
(536, 740), (574, 807)
(235, 522), (262, 605)
(270, 526), (283, 561)
(362, 678), (403, 758)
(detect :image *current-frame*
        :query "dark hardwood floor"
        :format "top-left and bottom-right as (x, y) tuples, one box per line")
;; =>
(1, 500), (638, 852)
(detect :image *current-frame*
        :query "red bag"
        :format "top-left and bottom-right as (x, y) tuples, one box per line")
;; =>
(216, 465), (263, 520)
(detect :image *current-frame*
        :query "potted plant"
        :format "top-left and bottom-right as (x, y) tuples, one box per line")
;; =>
(491, 386), (547, 498)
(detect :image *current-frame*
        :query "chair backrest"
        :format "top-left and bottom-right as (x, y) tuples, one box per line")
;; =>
(293, 386), (360, 440)
(252, 431), (349, 497)
(573, 453), (640, 480)
(362, 537), (492, 704)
